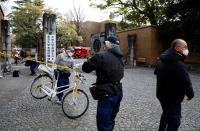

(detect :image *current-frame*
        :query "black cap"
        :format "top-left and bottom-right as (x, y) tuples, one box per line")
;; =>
(107, 36), (120, 45)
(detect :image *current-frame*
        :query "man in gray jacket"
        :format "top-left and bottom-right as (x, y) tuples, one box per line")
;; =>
(54, 48), (74, 104)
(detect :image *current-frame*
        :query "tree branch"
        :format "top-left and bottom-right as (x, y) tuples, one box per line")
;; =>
(131, 0), (145, 15)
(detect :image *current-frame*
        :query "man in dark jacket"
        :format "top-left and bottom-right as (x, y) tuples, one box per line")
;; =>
(154, 39), (194, 131)
(82, 36), (124, 131)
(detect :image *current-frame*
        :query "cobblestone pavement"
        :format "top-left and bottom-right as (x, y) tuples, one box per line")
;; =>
(0, 63), (200, 131)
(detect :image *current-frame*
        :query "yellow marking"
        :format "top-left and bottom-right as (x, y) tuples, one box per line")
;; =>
(74, 86), (78, 97)
(0, 51), (79, 72)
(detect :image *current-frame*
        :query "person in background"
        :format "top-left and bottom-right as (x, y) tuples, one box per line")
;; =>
(30, 60), (38, 76)
(19, 50), (25, 62)
(82, 36), (124, 131)
(154, 39), (194, 131)
(13, 49), (19, 65)
(24, 52), (38, 76)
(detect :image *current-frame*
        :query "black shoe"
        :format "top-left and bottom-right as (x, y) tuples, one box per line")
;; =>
(30, 73), (36, 76)
(47, 98), (52, 101)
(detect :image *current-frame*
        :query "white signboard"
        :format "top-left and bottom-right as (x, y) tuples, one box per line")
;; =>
(46, 34), (56, 62)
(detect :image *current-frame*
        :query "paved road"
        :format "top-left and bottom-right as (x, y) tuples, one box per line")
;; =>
(0, 63), (200, 131)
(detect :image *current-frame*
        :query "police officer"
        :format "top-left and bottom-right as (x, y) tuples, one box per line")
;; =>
(154, 39), (194, 131)
(54, 48), (74, 104)
(82, 36), (124, 131)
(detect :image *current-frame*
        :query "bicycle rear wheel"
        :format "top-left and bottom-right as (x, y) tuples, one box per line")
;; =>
(30, 74), (52, 99)
(62, 89), (89, 119)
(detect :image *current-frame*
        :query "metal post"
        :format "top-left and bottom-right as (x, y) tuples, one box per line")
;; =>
(43, 13), (56, 64)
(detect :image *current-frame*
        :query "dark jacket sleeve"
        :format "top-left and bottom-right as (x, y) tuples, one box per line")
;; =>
(82, 54), (102, 73)
(154, 64), (158, 75)
(176, 62), (194, 99)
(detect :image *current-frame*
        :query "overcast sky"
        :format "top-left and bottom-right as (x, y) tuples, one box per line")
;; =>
(44, 0), (111, 22)
(1, 0), (112, 22)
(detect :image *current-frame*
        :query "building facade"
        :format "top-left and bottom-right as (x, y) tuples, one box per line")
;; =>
(82, 20), (117, 53)
(82, 21), (200, 65)
(117, 25), (163, 66)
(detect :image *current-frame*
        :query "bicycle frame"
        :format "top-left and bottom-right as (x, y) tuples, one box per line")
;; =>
(39, 66), (84, 99)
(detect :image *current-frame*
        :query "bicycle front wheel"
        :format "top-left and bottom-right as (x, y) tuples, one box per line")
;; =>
(30, 74), (52, 99)
(62, 89), (89, 119)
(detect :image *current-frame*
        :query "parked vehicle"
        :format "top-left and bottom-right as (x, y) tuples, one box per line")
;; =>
(68, 46), (91, 59)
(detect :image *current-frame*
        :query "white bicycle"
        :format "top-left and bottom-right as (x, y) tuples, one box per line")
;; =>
(30, 64), (89, 119)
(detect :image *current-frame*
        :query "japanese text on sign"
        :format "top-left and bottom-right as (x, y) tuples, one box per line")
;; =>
(46, 34), (56, 62)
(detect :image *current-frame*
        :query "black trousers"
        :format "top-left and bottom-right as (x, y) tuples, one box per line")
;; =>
(30, 62), (38, 74)
(158, 101), (181, 131)
(14, 57), (19, 65)
(97, 95), (122, 131)
(56, 77), (69, 101)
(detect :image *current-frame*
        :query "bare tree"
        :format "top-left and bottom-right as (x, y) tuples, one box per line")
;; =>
(67, 0), (87, 46)
(0, 0), (10, 16)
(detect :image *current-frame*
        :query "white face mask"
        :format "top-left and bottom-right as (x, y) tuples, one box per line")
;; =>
(182, 49), (189, 56)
